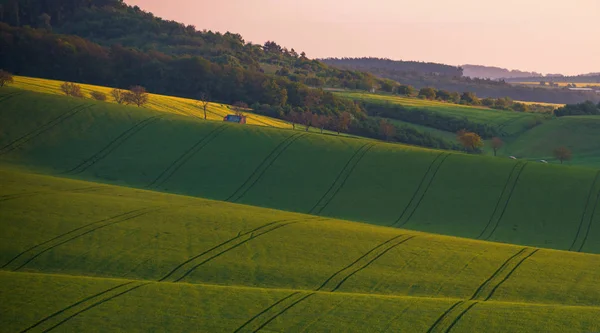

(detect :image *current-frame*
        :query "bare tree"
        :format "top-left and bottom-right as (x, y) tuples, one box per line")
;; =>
(60, 82), (84, 98)
(312, 114), (330, 134)
(379, 119), (396, 141)
(197, 92), (210, 119)
(111, 88), (127, 104)
(335, 112), (352, 135)
(491, 137), (504, 156)
(0, 70), (14, 87)
(124, 86), (149, 107)
(232, 101), (248, 117)
(553, 146), (572, 164)
(285, 110), (301, 130)
(301, 112), (314, 132)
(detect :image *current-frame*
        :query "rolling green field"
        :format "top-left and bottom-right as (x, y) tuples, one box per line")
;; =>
(498, 116), (600, 167)
(1, 88), (599, 254)
(1, 167), (600, 332)
(2, 84), (600, 331)
(334, 91), (542, 136)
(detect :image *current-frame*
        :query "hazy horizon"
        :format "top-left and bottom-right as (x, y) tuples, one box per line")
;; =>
(127, 0), (599, 76)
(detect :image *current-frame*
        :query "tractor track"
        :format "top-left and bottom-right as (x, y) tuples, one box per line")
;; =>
(426, 300), (479, 333)
(235, 292), (316, 333)
(227, 133), (306, 202)
(233, 292), (301, 333)
(0, 91), (23, 105)
(0, 187), (105, 204)
(0, 104), (93, 156)
(482, 163), (528, 241)
(160, 217), (320, 283)
(317, 235), (415, 292)
(309, 143), (375, 215)
(20, 282), (149, 333)
(477, 162), (525, 239)
(64, 116), (162, 174)
(470, 248), (538, 301)
(2, 207), (160, 271)
(391, 153), (450, 228)
(570, 171), (600, 251)
(147, 125), (228, 189)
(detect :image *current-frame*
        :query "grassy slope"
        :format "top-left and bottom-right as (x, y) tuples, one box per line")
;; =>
(499, 116), (600, 167)
(1, 89), (599, 254)
(9, 76), (292, 128)
(1, 168), (600, 332)
(335, 91), (541, 136)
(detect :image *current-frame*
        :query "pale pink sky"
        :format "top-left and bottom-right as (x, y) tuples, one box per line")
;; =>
(127, 0), (599, 75)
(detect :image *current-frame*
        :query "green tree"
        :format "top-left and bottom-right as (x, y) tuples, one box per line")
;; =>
(418, 87), (437, 100)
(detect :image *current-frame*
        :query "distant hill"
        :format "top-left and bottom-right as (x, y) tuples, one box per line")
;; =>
(320, 57), (463, 76)
(462, 65), (542, 79)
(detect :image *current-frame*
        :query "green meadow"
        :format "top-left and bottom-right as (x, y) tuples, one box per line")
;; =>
(1, 168), (600, 332)
(1, 83), (600, 331)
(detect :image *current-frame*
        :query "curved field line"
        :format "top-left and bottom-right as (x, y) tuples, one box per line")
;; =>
(484, 249), (539, 301)
(19, 282), (135, 333)
(569, 171), (600, 251)
(483, 163), (528, 241)
(146, 124), (227, 188)
(0, 92), (23, 106)
(232, 292), (300, 333)
(229, 133), (307, 203)
(0, 104), (91, 155)
(309, 143), (374, 214)
(390, 152), (446, 227)
(393, 153), (451, 228)
(317, 234), (404, 291)
(40, 283), (149, 333)
(159, 217), (318, 282)
(226, 133), (300, 201)
(469, 248), (527, 300)
(8, 208), (160, 271)
(470, 248), (538, 301)
(170, 218), (318, 283)
(65, 116), (162, 174)
(445, 302), (479, 333)
(0, 191), (43, 203)
(426, 301), (464, 333)
(330, 236), (416, 292)
(477, 162), (522, 239)
(578, 188), (600, 252)
(251, 293), (315, 333)
(0, 208), (148, 269)
(401, 154), (451, 224)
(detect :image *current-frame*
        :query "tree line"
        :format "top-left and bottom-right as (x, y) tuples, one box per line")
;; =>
(555, 101), (600, 117)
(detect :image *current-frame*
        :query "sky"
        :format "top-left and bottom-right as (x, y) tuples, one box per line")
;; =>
(127, 0), (600, 75)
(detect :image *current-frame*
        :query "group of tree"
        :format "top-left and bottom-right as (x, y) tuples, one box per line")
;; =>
(59, 81), (149, 106)
(554, 101), (600, 117)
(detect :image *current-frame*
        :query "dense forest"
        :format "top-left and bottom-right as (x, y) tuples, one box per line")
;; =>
(322, 58), (600, 104)
(555, 101), (600, 117)
(321, 58), (463, 77)
(0, 0), (465, 151)
(461, 65), (542, 79)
